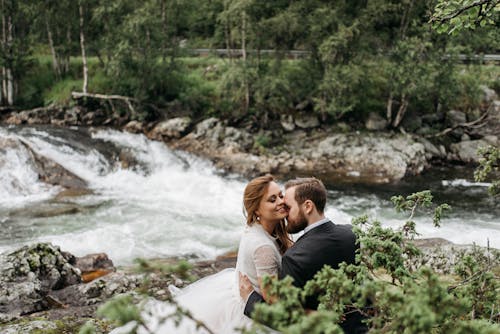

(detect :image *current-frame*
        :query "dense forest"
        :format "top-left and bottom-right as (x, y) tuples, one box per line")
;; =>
(0, 0), (498, 130)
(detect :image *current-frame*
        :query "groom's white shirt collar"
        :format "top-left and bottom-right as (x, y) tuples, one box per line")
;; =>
(303, 217), (330, 234)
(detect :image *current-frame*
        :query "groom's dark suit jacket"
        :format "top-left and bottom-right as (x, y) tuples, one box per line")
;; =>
(244, 221), (367, 333)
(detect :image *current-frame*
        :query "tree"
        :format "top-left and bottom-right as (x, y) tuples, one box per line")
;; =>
(0, 0), (33, 106)
(431, 0), (500, 34)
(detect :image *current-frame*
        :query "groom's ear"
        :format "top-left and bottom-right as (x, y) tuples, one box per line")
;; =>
(303, 200), (314, 214)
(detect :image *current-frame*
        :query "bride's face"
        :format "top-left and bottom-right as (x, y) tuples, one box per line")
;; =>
(256, 181), (288, 224)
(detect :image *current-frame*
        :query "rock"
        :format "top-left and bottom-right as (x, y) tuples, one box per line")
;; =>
(280, 114), (295, 131)
(312, 133), (426, 183)
(28, 145), (88, 190)
(480, 85), (498, 103)
(0, 243), (81, 320)
(483, 135), (499, 146)
(417, 138), (445, 159)
(461, 133), (470, 141)
(407, 239), (499, 275)
(0, 320), (58, 334)
(295, 114), (319, 129)
(449, 139), (491, 163)
(421, 112), (445, 125)
(446, 110), (466, 127)
(149, 117), (192, 141)
(365, 112), (388, 131)
(400, 111), (422, 132)
(123, 120), (145, 134)
(75, 253), (115, 276)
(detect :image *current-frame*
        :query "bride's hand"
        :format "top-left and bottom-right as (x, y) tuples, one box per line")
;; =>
(239, 272), (254, 302)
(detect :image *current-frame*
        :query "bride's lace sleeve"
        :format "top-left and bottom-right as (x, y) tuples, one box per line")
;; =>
(253, 245), (280, 277)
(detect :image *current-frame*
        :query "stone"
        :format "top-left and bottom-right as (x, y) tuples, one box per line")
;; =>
(421, 112), (445, 125)
(417, 138), (445, 159)
(449, 139), (491, 163)
(446, 110), (466, 127)
(480, 85), (498, 103)
(365, 112), (388, 131)
(149, 117), (192, 141)
(295, 114), (319, 129)
(123, 120), (145, 133)
(0, 243), (82, 319)
(280, 114), (295, 131)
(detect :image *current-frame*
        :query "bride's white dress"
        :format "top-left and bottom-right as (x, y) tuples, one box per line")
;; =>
(110, 223), (281, 334)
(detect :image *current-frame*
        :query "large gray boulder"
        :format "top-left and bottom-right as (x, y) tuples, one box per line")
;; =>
(0, 243), (81, 321)
(449, 139), (492, 163)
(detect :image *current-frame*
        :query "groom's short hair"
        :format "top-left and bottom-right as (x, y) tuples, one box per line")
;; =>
(285, 177), (327, 213)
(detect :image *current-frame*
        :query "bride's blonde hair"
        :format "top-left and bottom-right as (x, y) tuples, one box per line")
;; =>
(243, 174), (293, 254)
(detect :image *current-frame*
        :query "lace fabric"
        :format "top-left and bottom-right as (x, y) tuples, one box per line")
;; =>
(253, 244), (280, 277)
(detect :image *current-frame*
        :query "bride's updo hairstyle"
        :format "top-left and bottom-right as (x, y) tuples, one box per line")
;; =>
(243, 174), (293, 254)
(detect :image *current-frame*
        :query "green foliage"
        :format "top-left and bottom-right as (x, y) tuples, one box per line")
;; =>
(97, 294), (142, 327)
(474, 145), (500, 196)
(432, 0), (500, 35)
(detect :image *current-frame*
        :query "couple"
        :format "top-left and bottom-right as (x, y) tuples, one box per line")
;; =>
(112, 175), (365, 333)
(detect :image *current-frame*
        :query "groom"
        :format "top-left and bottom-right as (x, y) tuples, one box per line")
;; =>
(239, 177), (367, 333)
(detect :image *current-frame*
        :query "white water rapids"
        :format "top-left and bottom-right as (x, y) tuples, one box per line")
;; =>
(0, 126), (498, 264)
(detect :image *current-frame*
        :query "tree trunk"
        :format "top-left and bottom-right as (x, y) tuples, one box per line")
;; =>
(241, 11), (249, 113)
(63, 22), (72, 74)
(46, 15), (61, 78)
(1, 0), (6, 104)
(79, 2), (88, 94)
(386, 92), (393, 123)
(392, 94), (409, 128)
(161, 0), (167, 63)
(5, 11), (13, 105)
(400, 0), (415, 39)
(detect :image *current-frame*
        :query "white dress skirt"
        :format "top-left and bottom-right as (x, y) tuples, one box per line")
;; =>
(111, 224), (281, 334)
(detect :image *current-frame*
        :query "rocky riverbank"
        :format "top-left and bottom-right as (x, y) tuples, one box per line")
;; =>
(0, 243), (236, 333)
(1, 85), (498, 185)
(0, 240), (497, 333)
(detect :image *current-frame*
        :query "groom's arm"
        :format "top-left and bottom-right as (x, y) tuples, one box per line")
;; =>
(243, 291), (265, 317)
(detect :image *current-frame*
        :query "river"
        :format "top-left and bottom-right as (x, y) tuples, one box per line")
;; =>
(0, 125), (498, 264)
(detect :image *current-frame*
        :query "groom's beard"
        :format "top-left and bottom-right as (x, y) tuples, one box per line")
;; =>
(286, 207), (307, 234)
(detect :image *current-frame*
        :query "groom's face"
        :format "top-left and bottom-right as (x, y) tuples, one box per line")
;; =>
(284, 186), (307, 234)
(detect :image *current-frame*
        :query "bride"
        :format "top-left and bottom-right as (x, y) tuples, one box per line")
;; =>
(111, 175), (292, 333)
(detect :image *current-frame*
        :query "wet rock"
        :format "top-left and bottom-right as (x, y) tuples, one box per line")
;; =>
(0, 243), (81, 321)
(365, 112), (388, 131)
(149, 117), (192, 141)
(28, 145), (88, 190)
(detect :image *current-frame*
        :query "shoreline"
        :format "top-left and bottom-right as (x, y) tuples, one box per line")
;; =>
(1, 101), (498, 186)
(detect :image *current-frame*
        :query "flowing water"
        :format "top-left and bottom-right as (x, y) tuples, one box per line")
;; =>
(0, 125), (498, 265)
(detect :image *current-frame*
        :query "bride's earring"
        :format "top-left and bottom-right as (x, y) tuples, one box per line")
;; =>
(256, 216), (260, 223)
